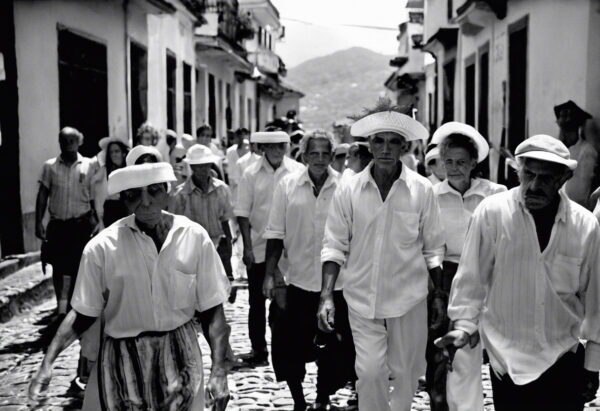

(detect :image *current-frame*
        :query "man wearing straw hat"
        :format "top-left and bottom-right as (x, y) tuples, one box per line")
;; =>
(235, 130), (304, 365)
(29, 162), (231, 410)
(437, 134), (600, 410)
(318, 99), (445, 410)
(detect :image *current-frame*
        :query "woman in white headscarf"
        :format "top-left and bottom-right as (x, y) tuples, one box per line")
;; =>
(428, 122), (506, 411)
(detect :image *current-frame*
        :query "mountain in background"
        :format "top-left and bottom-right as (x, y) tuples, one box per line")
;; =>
(286, 47), (395, 131)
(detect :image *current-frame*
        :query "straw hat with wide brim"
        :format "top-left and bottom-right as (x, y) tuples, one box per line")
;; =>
(350, 111), (429, 141)
(126, 145), (164, 166)
(185, 144), (221, 165)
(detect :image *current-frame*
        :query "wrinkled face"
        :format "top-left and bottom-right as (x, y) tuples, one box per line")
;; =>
(139, 132), (154, 146)
(519, 158), (570, 210)
(443, 147), (476, 187)
(108, 143), (125, 167)
(59, 132), (81, 155)
(190, 163), (212, 180)
(427, 157), (446, 181)
(369, 132), (410, 169)
(261, 143), (286, 165)
(197, 129), (212, 147)
(122, 183), (169, 227)
(303, 139), (333, 176)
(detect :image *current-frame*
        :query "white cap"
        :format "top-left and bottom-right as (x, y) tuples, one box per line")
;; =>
(250, 131), (290, 144)
(107, 162), (176, 196)
(431, 121), (489, 163)
(515, 134), (578, 170)
(425, 146), (441, 165)
(351, 111), (429, 141)
(185, 144), (220, 165)
(126, 145), (163, 166)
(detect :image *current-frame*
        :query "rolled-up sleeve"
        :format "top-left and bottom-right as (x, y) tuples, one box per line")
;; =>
(39, 162), (52, 189)
(220, 185), (235, 221)
(581, 221), (600, 371)
(264, 177), (287, 240)
(195, 232), (230, 312)
(321, 182), (352, 266)
(448, 202), (496, 333)
(234, 170), (253, 218)
(420, 185), (445, 269)
(71, 241), (105, 318)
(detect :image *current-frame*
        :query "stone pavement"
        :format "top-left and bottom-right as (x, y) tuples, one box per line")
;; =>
(1, 289), (600, 410)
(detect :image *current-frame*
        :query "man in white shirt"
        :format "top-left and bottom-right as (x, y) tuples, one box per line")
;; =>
(437, 134), (600, 410)
(225, 128), (250, 197)
(263, 130), (355, 410)
(318, 100), (446, 411)
(235, 131), (304, 365)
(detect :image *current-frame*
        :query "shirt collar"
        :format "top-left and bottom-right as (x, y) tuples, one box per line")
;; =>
(58, 152), (83, 165)
(298, 166), (339, 190)
(260, 155), (295, 173)
(122, 212), (186, 233)
(515, 186), (569, 223)
(359, 161), (408, 190)
(437, 178), (488, 198)
(182, 176), (217, 194)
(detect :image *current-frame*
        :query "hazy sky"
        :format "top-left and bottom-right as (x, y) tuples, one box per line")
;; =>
(271, 0), (408, 68)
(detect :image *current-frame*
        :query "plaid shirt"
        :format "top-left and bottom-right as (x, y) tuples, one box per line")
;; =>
(39, 153), (97, 220)
(169, 177), (234, 244)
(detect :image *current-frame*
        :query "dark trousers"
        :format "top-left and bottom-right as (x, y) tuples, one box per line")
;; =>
(490, 344), (586, 411)
(46, 214), (94, 305)
(425, 261), (458, 411)
(269, 285), (356, 396)
(247, 262), (268, 356)
(216, 239), (233, 280)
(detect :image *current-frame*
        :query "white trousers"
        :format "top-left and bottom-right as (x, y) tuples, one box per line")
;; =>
(348, 300), (427, 411)
(447, 341), (484, 411)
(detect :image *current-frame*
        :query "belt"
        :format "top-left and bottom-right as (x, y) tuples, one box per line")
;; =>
(51, 210), (92, 224)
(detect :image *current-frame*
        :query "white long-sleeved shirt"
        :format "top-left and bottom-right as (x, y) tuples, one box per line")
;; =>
(433, 178), (506, 263)
(264, 167), (342, 292)
(234, 156), (305, 263)
(449, 188), (600, 384)
(321, 163), (444, 319)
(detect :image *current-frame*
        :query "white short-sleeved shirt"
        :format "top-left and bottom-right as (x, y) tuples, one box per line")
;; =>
(234, 156), (305, 263)
(71, 213), (230, 338)
(264, 168), (342, 292)
(433, 178), (506, 263)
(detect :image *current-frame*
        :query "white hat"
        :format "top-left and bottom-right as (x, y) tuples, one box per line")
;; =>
(431, 122), (489, 163)
(515, 134), (578, 170)
(170, 144), (186, 161)
(181, 133), (195, 150)
(351, 111), (429, 141)
(185, 144), (220, 165)
(107, 162), (176, 196)
(335, 143), (350, 156)
(251, 131), (290, 144)
(98, 136), (130, 152)
(126, 145), (164, 166)
(425, 146), (441, 165)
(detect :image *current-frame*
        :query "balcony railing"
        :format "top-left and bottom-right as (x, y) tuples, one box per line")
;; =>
(201, 0), (254, 45)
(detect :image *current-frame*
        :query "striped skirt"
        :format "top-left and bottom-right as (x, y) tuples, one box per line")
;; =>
(98, 322), (204, 411)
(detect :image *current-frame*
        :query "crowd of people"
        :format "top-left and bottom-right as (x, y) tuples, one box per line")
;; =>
(26, 98), (600, 411)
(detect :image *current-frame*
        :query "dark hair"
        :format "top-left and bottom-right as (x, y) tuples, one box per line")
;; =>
(235, 127), (249, 136)
(350, 143), (373, 161)
(134, 153), (159, 165)
(105, 141), (129, 175)
(196, 125), (212, 137)
(439, 133), (478, 161)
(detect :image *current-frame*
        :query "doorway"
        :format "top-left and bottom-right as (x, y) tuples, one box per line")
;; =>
(464, 56), (476, 127)
(58, 27), (108, 157)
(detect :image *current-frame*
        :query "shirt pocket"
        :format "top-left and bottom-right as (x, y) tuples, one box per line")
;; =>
(168, 269), (197, 309)
(392, 211), (420, 246)
(550, 254), (582, 294)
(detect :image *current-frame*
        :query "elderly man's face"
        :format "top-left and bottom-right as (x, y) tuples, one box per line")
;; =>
(369, 132), (410, 170)
(261, 142), (286, 166)
(519, 158), (572, 210)
(122, 183), (168, 227)
(303, 139), (333, 176)
(190, 163), (212, 180)
(59, 131), (81, 155)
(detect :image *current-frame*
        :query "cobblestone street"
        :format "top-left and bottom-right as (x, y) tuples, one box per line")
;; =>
(1, 274), (600, 410)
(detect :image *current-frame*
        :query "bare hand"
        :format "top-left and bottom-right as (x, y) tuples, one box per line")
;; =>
(205, 371), (230, 411)
(35, 224), (46, 241)
(262, 274), (275, 299)
(582, 369), (599, 403)
(28, 363), (52, 401)
(272, 286), (287, 310)
(242, 248), (255, 268)
(430, 296), (447, 331)
(434, 330), (470, 371)
(317, 295), (335, 333)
